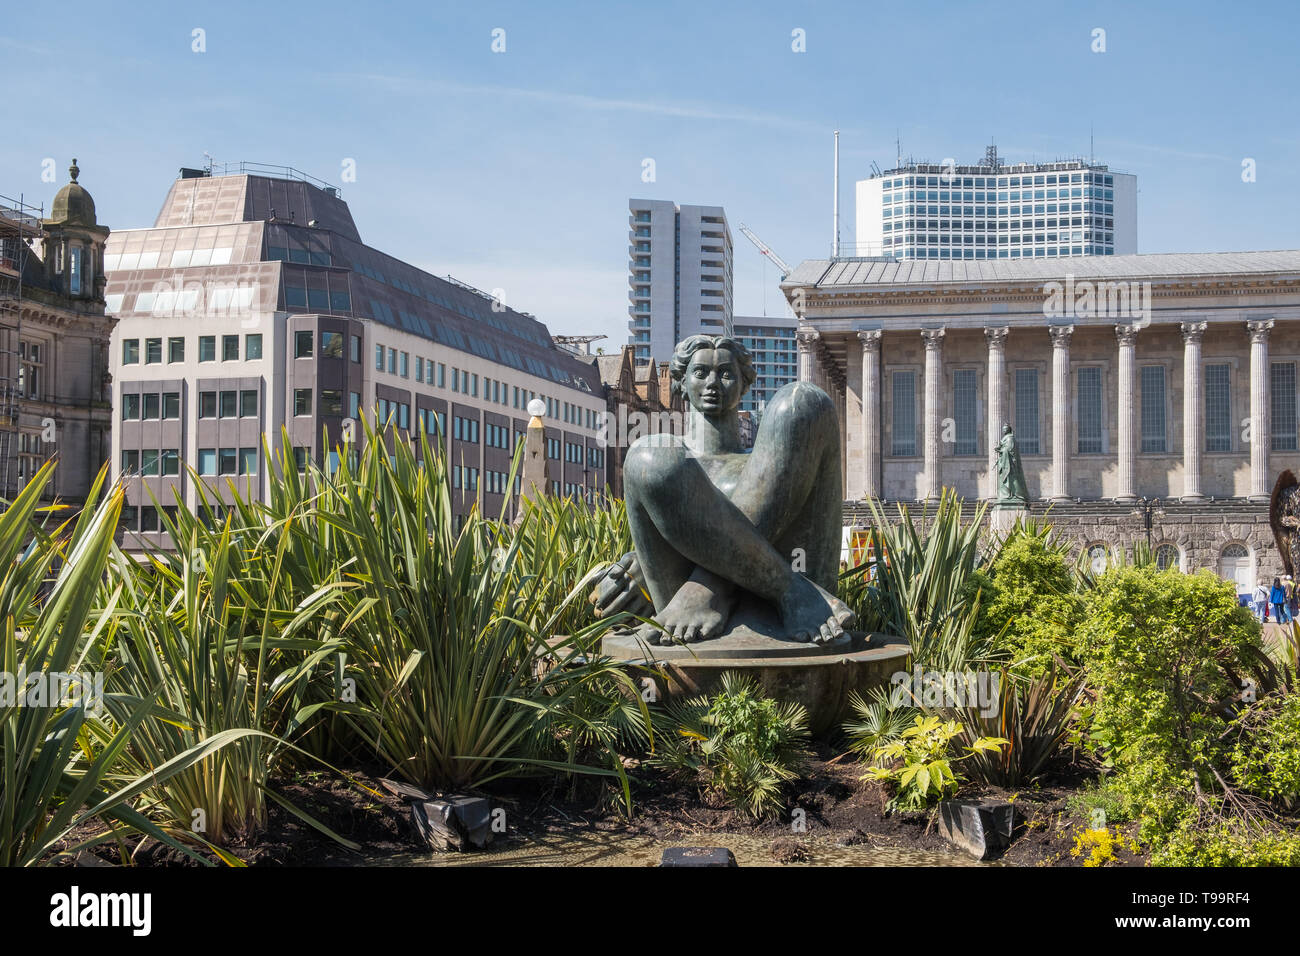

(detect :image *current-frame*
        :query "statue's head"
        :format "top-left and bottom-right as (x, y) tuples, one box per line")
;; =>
(1002, 422), (1013, 436)
(669, 334), (755, 417)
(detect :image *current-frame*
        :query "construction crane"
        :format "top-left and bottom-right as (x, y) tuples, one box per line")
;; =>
(552, 333), (607, 356)
(738, 223), (793, 279)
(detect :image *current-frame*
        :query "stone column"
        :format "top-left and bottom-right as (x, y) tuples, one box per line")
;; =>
(1247, 319), (1274, 501)
(1049, 324), (1073, 502)
(859, 330), (882, 499)
(831, 371), (847, 489)
(1181, 322), (1206, 500)
(922, 328), (945, 501)
(1115, 324), (1139, 502)
(796, 329), (819, 384)
(985, 327), (1008, 499)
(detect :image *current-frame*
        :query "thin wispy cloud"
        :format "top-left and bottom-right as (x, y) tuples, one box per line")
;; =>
(318, 72), (827, 131)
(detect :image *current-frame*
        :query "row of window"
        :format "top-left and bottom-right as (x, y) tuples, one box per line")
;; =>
(887, 361), (1300, 457)
(887, 220), (1114, 237)
(878, 172), (1116, 189)
(120, 504), (178, 533)
(373, 344), (598, 427)
(285, 287), (351, 312)
(197, 447), (260, 476)
(120, 449), (180, 476)
(122, 392), (180, 421)
(452, 415), (480, 444)
(889, 232), (1114, 245)
(892, 247), (1115, 260)
(123, 334), (264, 365)
(884, 190), (1115, 205)
(297, 388), (350, 418)
(484, 470), (515, 495)
(295, 330), (361, 361)
(200, 390), (259, 419)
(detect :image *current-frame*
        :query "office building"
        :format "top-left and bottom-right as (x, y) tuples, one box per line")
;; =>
(854, 146), (1137, 261)
(105, 164), (607, 547)
(734, 314), (798, 416)
(628, 199), (733, 363)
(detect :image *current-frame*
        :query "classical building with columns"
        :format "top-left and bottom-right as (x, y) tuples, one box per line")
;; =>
(782, 251), (1300, 587)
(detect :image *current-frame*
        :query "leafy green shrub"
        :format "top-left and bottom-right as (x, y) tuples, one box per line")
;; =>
(972, 524), (1084, 676)
(1070, 564), (1300, 864)
(1151, 819), (1300, 867)
(651, 673), (809, 819)
(1075, 566), (1261, 811)
(1230, 694), (1300, 808)
(863, 715), (1006, 811)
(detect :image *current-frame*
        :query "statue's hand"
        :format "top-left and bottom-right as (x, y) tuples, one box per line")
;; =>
(591, 552), (654, 619)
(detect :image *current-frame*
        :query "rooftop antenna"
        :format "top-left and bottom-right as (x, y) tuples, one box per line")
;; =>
(896, 130), (902, 170)
(1090, 123), (1094, 166)
(832, 130), (840, 258)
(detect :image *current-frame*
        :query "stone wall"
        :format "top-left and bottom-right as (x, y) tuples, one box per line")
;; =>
(844, 499), (1285, 586)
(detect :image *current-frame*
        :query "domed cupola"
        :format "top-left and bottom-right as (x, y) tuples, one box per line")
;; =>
(41, 159), (110, 302)
(48, 160), (98, 228)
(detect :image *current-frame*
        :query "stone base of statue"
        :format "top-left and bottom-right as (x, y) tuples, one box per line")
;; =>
(989, 498), (1029, 535)
(601, 599), (910, 736)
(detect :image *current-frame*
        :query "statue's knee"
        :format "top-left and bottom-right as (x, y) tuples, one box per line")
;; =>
(765, 382), (836, 437)
(625, 438), (687, 498)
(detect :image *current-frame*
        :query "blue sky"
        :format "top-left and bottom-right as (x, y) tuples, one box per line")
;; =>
(3, 0), (1297, 346)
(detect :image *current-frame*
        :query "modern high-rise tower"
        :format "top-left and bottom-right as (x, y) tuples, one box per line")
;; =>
(628, 199), (733, 363)
(853, 146), (1137, 261)
(734, 314), (797, 416)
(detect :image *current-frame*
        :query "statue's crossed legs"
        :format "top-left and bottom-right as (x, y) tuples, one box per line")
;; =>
(620, 381), (853, 645)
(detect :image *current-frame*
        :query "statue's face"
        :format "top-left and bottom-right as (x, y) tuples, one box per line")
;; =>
(683, 347), (743, 416)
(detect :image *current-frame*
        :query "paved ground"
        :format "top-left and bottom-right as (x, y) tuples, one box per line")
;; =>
(1262, 622), (1298, 665)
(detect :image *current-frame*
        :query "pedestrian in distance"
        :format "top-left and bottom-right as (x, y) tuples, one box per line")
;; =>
(1254, 580), (1271, 623)
(1271, 577), (1289, 625)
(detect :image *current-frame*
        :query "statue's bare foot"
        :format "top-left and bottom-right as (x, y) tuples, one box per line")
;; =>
(778, 574), (855, 644)
(630, 620), (669, 646)
(650, 577), (737, 644)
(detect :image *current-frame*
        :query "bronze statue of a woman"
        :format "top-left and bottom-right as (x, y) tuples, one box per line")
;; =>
(593, 334), (853, 645)
(995, 422), (1030, 506)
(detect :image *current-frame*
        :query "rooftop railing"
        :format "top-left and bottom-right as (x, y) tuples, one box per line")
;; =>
(203, 161), (342, 196)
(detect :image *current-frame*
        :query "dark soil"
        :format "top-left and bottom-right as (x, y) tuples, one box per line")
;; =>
(51, 747), (1148, 866)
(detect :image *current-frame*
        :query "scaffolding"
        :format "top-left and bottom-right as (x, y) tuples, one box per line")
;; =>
(0, 192), (41, 502)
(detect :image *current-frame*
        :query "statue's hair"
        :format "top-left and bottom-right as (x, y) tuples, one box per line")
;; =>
(668, 335), (757, 398)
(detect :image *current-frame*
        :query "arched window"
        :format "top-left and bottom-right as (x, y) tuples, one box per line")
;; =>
(1086, 543), (1110, 575)
(1155, 544), (1181, 571)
